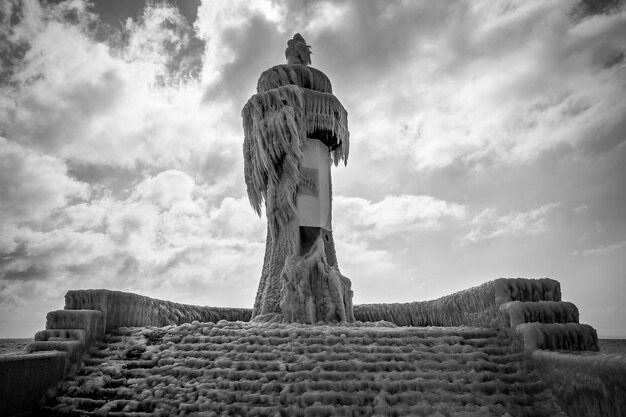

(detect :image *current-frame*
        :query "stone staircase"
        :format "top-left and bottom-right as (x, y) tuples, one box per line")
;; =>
(25, 309), (105, 373)
(43, 322), (567, 417)
(498, 291), (599, 353)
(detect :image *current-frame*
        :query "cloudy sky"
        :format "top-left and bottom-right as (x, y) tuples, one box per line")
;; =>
(1, 0), (625, 338)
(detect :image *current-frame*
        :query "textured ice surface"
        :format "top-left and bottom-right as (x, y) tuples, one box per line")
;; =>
(280, 236), (354, 324)
(46, 322), (567, 416)
(515, 323), (598, 352)
(64, 290), (250, 331)
(499, 301), (579, 329)
(242, 61), (350, 319)
(532, 350), (626, 417)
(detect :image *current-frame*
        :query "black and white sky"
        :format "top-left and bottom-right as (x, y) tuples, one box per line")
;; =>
(1, 0), (625, 338)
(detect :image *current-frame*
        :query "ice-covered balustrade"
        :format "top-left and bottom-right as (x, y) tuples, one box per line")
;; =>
(499, 300), (579, 330)
(64, 289), (251, 330)
(354, 278), (562, 328)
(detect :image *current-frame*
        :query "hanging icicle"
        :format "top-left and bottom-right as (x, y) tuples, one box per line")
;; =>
(242, 84), (349, 221)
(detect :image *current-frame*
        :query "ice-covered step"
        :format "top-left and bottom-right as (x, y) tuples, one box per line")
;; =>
(26, 328), (90, 364)
(515, 322), (599, 352)
(46, 309), (105, 345)
(494, 278), (561, 304)
(44, 322), (567, 416)
(34, 329), (87, 344)
(25, 340), (84, 363)
(500, 301), (579, 329)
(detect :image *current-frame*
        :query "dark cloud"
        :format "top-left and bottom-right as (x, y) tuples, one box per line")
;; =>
(67, 162), (144, 198)
(92, 0), (205, 85)
(202, 15), (282, 105)
(0, 1), (29, 86)
(583, 116), (626, 155)
(1, 265), (51, 281)
(571, 0), (625, 21)
(9, 69), (124, 154)
(90, 0), (199, 27)
(303, 1), (463, 87)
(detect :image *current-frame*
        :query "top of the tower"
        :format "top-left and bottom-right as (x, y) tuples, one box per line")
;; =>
(285, 33), (312, 66)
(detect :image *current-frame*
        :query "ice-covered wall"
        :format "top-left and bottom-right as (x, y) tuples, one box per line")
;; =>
(532, 350), (626, 417)
(353, 278), (561, 328)
(354, 280), (499, 327)
(0, 352), (68, 417)
(64, 290), (251, 331)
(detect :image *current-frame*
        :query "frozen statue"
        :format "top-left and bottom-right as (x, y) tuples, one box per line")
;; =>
(242, 34), (355, 323)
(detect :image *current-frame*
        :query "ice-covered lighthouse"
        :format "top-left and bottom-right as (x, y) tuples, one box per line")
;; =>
(242, 34), (355, 324)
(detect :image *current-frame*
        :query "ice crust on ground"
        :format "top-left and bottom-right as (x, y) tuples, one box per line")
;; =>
(47, 321), (567, 417)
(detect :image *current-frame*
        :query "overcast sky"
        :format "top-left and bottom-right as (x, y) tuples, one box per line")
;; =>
(1, 0), (625, 338)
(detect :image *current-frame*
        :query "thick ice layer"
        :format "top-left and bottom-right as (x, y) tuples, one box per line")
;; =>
(354, 278), (564, 328)
(64, 290), (251, 331)
(354, 280), (500, 327)
(500, 301), (579, 329)
(532, 350), (626, 417)
(494, 278), (561, 305)
(242, 83), (349, 319)
(46, 309), (104, 345)
(279, 236), (354, 323)
(242, 85), (349, 218)
(26, 340), (83, 364)
(35, 329), (87, 345)
(46, 322), (567, 416)
(257, 64), (333, 94)
(515, 323), (599, 352)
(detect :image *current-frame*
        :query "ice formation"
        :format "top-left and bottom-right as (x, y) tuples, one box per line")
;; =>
(499, 301), (579, 330)
(16, 278), (623, 417)
(242, 34), (353, 322)
(493, 278), (561, 305)
(533, 350), (626, 417)
(64, 289), (250, 330)
(279, 236), (354, 323)
(45, 321), (567, 416)
(514, 322), (599, 352)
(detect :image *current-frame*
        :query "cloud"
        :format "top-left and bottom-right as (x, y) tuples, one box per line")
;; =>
(574, 204), (589, 215)
(123, 2), (205, 85)
(0, 137), (88, 222)
(0, 167), (265, 312)
(334, 194), (466, 239)
(461, 203), (561, 244)
(576, 240), (626, 257)
(3, 0), (231, 172)
(1, 0), (625, 338)
(309, 0), (626, 171)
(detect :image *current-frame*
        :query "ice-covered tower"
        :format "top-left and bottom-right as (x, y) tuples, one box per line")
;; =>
(242, 34), (354, 323)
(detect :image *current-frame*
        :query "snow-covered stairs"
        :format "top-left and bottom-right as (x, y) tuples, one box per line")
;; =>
(499, 299), (599, 353)
(45, 322), (566, 416)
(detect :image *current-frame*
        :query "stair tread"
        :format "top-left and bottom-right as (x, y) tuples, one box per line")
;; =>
(49, 322), (567, 416)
